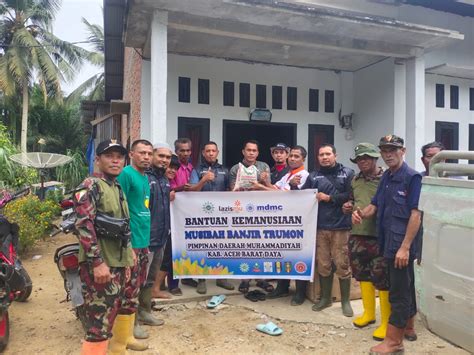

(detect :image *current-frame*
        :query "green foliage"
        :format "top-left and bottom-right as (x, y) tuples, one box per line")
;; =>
(56, 150), (88, 190)
(3, 194), (61, 253)
(0, 123), (38, 188)
(45, 188), (64, 204)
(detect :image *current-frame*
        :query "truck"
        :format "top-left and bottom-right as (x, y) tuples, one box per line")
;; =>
(417, 151), (474, 353)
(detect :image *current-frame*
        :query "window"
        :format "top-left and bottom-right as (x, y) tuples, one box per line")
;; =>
(239, 83), (250, 108)
(223, 81), (234, 106)
(435, 84), (444, 108)
(198, 79), (209, 105)
(287, 87), (297, 111)
(325, 90), (334, 113)
(470, 88), (474, 111)
(178, 77), (191, 103)
(436, 121), (459, 163)
(450, 85), (459, 109)
(256, 84), (267, 108)
(272, 86), (282, 110)
(309, 89), (319, 112)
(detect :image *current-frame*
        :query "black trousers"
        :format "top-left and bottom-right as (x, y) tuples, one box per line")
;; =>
(387, 258), (417, 329)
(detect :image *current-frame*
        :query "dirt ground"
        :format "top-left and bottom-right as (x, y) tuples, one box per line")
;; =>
(5, 233), (469, 355)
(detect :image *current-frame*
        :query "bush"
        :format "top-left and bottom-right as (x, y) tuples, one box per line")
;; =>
(56, 149), (88, 190)
(3, 195), (61, 253)
(45, 188), (64, 204)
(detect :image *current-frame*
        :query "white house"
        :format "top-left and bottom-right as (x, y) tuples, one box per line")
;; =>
(101, 0), (474, 171)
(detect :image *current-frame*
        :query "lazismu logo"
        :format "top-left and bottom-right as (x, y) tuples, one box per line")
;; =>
(218, 200), (243, 213)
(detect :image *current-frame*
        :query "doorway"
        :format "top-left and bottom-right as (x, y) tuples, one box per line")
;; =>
(178, 117), (210, 167)
(222, 120), (297, 167)
(308, 124), (335, 171)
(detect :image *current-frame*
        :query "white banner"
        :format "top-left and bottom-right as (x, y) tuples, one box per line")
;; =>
(170, 190), (318, 280)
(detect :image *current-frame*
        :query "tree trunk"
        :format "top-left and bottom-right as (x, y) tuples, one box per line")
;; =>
(20, 82), (28, 152)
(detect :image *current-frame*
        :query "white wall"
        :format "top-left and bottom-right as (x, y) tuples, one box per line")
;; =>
(165, 54), (356, 168)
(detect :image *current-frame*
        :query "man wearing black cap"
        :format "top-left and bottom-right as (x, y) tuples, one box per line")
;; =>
(270, 143), (290, 184)
(74, 140), (145, 355)
(353, 135), (422, 355)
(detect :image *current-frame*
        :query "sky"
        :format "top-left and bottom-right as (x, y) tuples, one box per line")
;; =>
(53, 0), (104, 94)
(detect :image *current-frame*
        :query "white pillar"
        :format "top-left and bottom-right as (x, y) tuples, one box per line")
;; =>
(140, 60), (151, 139)
(393, 60), (406, 139)
(405, 56), (425, 170)
(150, 11), (168, 144)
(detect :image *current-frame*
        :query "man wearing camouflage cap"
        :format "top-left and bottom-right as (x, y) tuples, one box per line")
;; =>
(353, 135), (422, 355)
(343, 143), (390, 341)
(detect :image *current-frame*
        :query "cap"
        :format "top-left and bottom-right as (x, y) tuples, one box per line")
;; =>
(350, 143), (380, 163)
(378, 134), (404, 148)
(153, 142), (172, 152)
(169, 155), (180, 168)
(96, 139), (127, 156)
(270, 143), (290, 152)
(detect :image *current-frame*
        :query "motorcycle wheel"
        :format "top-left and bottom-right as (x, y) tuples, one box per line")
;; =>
(15, 268), (32, 302)
(0, 310), (9, 352)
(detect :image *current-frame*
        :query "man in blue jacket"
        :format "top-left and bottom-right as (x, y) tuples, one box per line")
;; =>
(301, 143), (354, 316)
(353, 135), (422, 355)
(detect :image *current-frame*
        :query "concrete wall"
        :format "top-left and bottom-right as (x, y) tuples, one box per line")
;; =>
(164, 54), (356, 168)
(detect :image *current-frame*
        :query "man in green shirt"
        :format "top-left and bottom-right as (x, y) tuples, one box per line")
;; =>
(75, 139), (145, 355)
(117, 139), (154, 341)
(343, 143), (390, 341)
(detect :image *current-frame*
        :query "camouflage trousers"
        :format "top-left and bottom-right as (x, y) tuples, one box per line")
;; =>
(79, 263), (128, 341)
(122, 248), (149, 312)
(348, 234), (389, 290)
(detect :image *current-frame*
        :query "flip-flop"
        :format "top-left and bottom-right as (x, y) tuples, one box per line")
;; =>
(256, 321), (283, 336)
(250, 289), (266, 301)
(256, 280), (274, 293)
(207, 295), (226, 308)
(245, 291), (259, 302)
(239, 281), (250, 293)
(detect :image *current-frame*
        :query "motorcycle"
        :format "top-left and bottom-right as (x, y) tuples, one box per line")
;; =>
(51, 195), (87, 330)
(0, 188), (33, 352)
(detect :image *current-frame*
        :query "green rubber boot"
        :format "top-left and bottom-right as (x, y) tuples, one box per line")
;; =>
(312, 273), (333, 312)
(291, 280), (307, 306)
(339, 278), (354, 317)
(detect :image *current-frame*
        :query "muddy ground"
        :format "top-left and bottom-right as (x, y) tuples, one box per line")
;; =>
(5, 233), (468, 354)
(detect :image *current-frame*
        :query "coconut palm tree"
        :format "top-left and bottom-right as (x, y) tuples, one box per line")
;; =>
(0, 0), (86, 152)
(67, 17), (104, 103)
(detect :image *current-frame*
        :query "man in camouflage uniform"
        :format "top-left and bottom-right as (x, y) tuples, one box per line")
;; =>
(75, 140), (145, 355)
(343, 143), (390, 341)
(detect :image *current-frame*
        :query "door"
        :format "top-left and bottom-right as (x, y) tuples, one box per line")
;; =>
(308, 124), (334, 171)
(222, 120), (297, 167)
(178, 117), (210, 167)
(435, 121), (459, 163)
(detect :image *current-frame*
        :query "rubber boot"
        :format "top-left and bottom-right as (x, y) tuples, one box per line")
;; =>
(81, 340), (108, 355)
(126, 314), (149, 351)
(267, 280), (290, 299)
(196, 279), (207, 294)
(404, 316), (417, 341)
(373, 290), (391, 341)
(353, 281), (376, 328)
(109, 314), (130, 355)
(216, 279), (235, 290)
(369, 324), (405, 354)
(291, 280), (307, 306)
(339, 278), (354, 317)
(137, 287), (164, 326)
(133, 313), (150, 339)
(312, 273), (333, 312)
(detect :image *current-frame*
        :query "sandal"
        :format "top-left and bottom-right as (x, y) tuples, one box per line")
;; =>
(245, 291), (259, 302)
(239, 281), (250, 293)
(207, 295), (226, 308)
(256, 280), (274, 293)
(250, 290), (266, 301)
(169, 287), (183, 296)
(256, 321), (283, 336)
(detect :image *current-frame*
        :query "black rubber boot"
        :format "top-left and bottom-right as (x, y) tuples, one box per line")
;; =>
(267, 280), (290, 299)
(291, 280), (307, 306)
(339, 278), (354, 317)
(138, 286), (152, 313)
(312, 273), (333, 312)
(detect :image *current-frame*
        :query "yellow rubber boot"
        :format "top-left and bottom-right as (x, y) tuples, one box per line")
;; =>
(373, 290), (391, 341)
(353, 281), (376, 328)
(81, 340), (108, 355)
(126, 313), (149, 351)
(109, 314), (129, 355)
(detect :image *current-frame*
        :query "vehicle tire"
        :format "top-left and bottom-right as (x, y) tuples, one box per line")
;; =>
(0, 310), (10, 352)
(15, 268), (32, 302)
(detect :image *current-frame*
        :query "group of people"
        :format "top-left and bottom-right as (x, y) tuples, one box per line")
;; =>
(75, 133), (443, 355)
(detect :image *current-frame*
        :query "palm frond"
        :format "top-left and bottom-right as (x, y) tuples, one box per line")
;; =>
(82, 17), (104, 53)
(66, 73), (104, 103)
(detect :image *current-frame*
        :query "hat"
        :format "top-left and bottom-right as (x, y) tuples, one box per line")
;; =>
(169, 155), (180, 168)
(350, 143), (380, 163)
(378, 134), (404, 148)
(96, 139), (127, 156)
(153, 142), (172, 152)
(270, 143), (290, 152)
